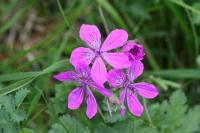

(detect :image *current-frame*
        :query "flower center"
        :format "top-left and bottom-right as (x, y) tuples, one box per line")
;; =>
(123, 80), (131, 88)
(130, 46), (140, 56)
(95, 50), (102, 56)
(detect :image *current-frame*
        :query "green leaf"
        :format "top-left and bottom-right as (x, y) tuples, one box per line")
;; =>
(49, 84), (69, 115)
(94, 120), (138, 133)
(93, 123), (116, 133)
(178, 106), (200, 133)
(132, 89), (200, 133)
(169, 89), (186, 106)
(0, 110), (10, 124)
(0, 88), (29, 131)
(49, 124), (68, 133)
(0, 126), (17, 133)
(49, 115), (91, 133)
(0, 95), (15, 113)
(168, 90), (187, 125)
(113, 120), (136, 133)
(11, 109), (26, 122)
(20, 128), (35, 133)
(104, 112), (125, 124)
(15, 88), (30, 107)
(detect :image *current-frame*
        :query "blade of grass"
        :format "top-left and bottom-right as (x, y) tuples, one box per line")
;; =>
(26, 0), (91, 128)
(0, 72), (41, 82)
(145, 69), (200, 79)
(169, 0), (200, 15)
(4, 23), (66, 66)
(0, 77), (35, 96)
(0, 59), (69, 82)
(98, 5), (109, 34)
(142, 98), (155, 128)
(97, 0), (128, 30)
(138, 39), (160, 70)
(0, 8), (24, 35)
(186, 9), (199, 56)
(56, 0), (70, 27)
(0, 0), (36, 35)
(164, 1), (195, 60)
(56, 0), (79, 43)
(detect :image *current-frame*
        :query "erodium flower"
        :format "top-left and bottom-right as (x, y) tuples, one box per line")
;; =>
(107, 69), (158, 117)
(123, 41), (145, 81)
(70, 24), (131, 86)
(53, 63), (111, 119)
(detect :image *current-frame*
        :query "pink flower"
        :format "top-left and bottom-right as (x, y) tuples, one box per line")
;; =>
(123, 41), (145, 81)
(70, 24), (131, 86)
(107, 69), (158, 117)
(54, 63), (111, 119)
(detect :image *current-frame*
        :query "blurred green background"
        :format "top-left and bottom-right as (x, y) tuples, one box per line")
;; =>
(0, 0), (200, 132)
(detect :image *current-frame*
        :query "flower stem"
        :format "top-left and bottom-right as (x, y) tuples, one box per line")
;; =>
(142, 98), (156, 128)
(98, 5), (110, 34)
(106, 98), (113, 117)
(98, 106), (106, 122)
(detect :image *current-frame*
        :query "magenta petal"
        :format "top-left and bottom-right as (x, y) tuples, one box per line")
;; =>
(120, 108), (125, 117)
(123, 42), (134, 55)
(128, 60), (144, 81)
(79, 24), (101, 49)
(86, 89), (98, 119)
(75, 63), (91, 78)
(119, 89), (126, 116)
(101, 29), (128, 51)
(133, 82), (159, 99)
(53, 71), (78, 82)
(127, 90), (143, 117)
(70, 47), (95, 67)
(107, 69), (126, 88)
(120, 89), (126, 105)
(68, 87), (84, 110)
(103, 52), (131, 69)
(90, 82), (111, 97)
(91, 57), (107, 86)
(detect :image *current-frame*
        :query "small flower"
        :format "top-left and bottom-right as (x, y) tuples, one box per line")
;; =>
(123, 41), (145, 81)
(107, 69), (158, 117)
(70, 24), (131, 86)
(54, 63), (111, 119)
(123, 41), (145, 61)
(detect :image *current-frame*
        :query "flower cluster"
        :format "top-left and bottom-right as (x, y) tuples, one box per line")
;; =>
(54, 24), (159, 119)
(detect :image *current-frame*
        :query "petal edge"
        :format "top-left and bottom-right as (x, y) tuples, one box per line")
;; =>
(80, 24), (101, 49)
(101, 29), (128, 51)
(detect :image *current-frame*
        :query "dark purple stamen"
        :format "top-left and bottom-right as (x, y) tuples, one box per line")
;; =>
(130, 46), (140, 55)
(95, 50), (101, 56)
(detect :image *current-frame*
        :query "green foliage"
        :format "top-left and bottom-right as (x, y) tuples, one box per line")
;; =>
(47, 90), (200, 133)
(15, 88), (30, 107)
(49, 84), (69, 115)
(1, 0), (200, 132)
(93, 121), (136, 133)
(20, 128), (35, 133)
(133, 90), (200, 133)
(49, 115), (91, 133)
(192, 2), (200, 25)
(0, 88), (30, 132)
(94, 90), (200, 133)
